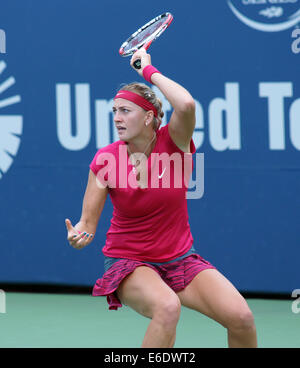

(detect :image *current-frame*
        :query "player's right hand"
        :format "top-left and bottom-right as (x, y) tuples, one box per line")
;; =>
(65, 218), (94, 250)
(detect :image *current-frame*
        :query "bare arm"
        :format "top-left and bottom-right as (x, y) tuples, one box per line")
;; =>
(65, 169), (108, 250)
(131, 48), (196, 152)
(151, 73), (195, 152)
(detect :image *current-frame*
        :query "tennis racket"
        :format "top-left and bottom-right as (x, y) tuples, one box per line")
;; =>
(119, 12), (174, 69)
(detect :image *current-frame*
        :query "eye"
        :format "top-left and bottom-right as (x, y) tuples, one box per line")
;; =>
(112, 107), (130, 114)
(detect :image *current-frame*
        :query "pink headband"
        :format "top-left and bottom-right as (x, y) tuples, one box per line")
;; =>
(114, 90), (158, 117)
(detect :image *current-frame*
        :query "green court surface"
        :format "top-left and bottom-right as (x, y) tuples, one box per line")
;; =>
(0, 292), (299, 348)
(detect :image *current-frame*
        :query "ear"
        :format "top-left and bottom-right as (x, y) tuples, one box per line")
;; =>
(145, 111), (154, 126)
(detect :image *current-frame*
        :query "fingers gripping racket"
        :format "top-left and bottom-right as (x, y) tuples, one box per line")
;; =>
(119, 12), (173, 69)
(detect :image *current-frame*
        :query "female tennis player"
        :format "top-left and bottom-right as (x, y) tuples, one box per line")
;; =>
(65, 48), (257, 348)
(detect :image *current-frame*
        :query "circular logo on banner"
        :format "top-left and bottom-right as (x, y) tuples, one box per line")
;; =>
(0, 60), (22, 180)
(227, 0), (300, 32)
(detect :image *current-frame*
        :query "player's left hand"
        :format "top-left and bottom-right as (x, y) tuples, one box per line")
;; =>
(130, 47), (152, 76)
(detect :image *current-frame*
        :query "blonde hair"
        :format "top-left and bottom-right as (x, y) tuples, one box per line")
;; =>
(118, 82), (164, 131)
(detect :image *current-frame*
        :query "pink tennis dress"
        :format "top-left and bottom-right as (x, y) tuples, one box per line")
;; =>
(89, 124), (215, 309)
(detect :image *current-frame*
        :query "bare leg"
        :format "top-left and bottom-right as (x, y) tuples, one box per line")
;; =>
(117, 266), (181, 348)
(177, 269), (257, 348)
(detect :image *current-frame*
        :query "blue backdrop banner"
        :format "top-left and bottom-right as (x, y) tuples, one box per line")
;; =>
(0, 0), (299, 294)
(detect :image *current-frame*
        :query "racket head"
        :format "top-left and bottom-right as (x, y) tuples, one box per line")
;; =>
(119, 12), (173, 58)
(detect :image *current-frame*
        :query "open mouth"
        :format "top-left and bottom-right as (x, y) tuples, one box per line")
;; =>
(116, 126), (126, 132)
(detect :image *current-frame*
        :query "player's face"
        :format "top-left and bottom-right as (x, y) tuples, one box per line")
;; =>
(113, 98), (148, 141)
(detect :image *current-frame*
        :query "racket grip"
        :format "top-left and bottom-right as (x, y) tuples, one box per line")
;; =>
(133, 59), (142, 69)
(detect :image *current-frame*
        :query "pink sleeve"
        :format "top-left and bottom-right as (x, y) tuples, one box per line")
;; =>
(89, 145), (117, 188)
(160, 124), (196, 155)
(89, 149), (103, 176)
(89, 147), (110, 179)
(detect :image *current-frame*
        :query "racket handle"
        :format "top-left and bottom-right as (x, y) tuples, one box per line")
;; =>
(133, 59), (141, 69)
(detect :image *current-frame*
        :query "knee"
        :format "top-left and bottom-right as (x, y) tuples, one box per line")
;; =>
(229, 308), (256, 333)
(153, 296), (181, 329)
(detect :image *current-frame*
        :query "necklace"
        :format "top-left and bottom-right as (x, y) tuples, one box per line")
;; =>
(127, 132), (156, 174)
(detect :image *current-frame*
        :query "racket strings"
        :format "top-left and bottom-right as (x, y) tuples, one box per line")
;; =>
(119, 13), (173, 57)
